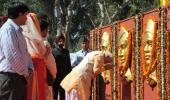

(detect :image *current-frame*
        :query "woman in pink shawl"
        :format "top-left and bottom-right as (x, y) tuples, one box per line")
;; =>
(22, 13), (56, 100)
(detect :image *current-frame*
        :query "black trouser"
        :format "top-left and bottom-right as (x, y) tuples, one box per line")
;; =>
(46, 68), (54, 86)
(53, 82), (65, 100)
(0, 72), (27, 100)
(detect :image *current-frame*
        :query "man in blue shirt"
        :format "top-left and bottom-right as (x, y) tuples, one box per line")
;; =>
(71, 37), (91, 68)
(0, 2), (33, 100)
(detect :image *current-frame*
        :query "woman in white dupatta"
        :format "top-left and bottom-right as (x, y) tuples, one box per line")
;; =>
(22, 13), (50, 100)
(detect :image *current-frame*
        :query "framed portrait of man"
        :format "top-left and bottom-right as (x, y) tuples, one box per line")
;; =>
(140, 9), (159, 100)
(117, 17), (135, 100)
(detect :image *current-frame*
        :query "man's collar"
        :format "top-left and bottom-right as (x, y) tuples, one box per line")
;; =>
(81, 49), (90, 53)
(7, 19), (22, 32)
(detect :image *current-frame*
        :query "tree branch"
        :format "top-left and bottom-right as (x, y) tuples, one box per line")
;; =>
(103, 0), (111, 23)
(86, 12), (96, 28)
(97, 0), (105, 26)
(65, 0), (77, 48)
(111, 0), (131, 21)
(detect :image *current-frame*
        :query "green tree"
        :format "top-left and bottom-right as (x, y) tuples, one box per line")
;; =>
(0, 0), (159, 51)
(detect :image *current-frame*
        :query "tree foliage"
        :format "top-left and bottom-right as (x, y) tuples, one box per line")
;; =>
(0, 0), (159, 51)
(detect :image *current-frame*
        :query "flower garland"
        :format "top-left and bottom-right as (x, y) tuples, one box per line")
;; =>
(89, 30), (94, 50)
(139, 14), (145, 100)
(157, 8), (162, 100)
(117, 22), (121, 100)
(112, 23), (118, 100)
(166, 31), (170, 99)
(166, 30), (170, 100)
(159, 6), (168, 99)
(90, 29), (95, 100)
(165, 7), (170, 99)
(134, 15), (141, 100)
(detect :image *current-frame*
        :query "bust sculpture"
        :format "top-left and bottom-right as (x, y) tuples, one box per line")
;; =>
(100, 32), (112, 83)
(142, 19), (157, 87)
(118, 27), (132, 82)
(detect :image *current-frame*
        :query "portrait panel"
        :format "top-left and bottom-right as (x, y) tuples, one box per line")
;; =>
(141, 19), (158, 87)
(98, 25), (113, 100)
(117, 18), (135, 100)
(118, 26), (132, 82)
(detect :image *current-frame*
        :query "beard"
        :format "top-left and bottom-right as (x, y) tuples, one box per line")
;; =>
(58, 44), (64, 49)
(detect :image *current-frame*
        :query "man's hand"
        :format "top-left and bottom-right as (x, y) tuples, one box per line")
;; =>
(26, 69), (34, 82)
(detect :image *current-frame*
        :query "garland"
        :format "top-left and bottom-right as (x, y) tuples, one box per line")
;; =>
(159, 6), (167, 100)
(117, 21), (121, 100)
(158, 8), (162, 100)
(166, 8), (170, 100)
(112, 22), (118, 100)
(95, 28), (98, 100)
(166, 31), (170, 100)
(166, 7), (170, 99)
(91, 29), (95, 100)
(134, 15), (141, 100)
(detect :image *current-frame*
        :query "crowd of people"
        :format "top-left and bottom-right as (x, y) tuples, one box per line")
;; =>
(0, 1), (113, 100)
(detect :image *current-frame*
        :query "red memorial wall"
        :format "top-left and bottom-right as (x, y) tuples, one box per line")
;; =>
(88, 5), (170, 100)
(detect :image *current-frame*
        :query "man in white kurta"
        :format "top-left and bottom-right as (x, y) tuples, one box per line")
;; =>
(60, 51), (113, 100)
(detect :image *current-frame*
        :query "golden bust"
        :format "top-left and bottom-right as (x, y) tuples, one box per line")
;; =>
(118, 27), (132, 82)
(118, 27), (128, 67)
(101, 32), (111, 51)
(100, 32), (111, 83)
(144, 19), (155, 67)
(142, 19), (157, 87)
(160, 0), (170, 6)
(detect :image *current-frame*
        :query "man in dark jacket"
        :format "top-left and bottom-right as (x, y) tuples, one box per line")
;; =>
(52, 34), (72, 100)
